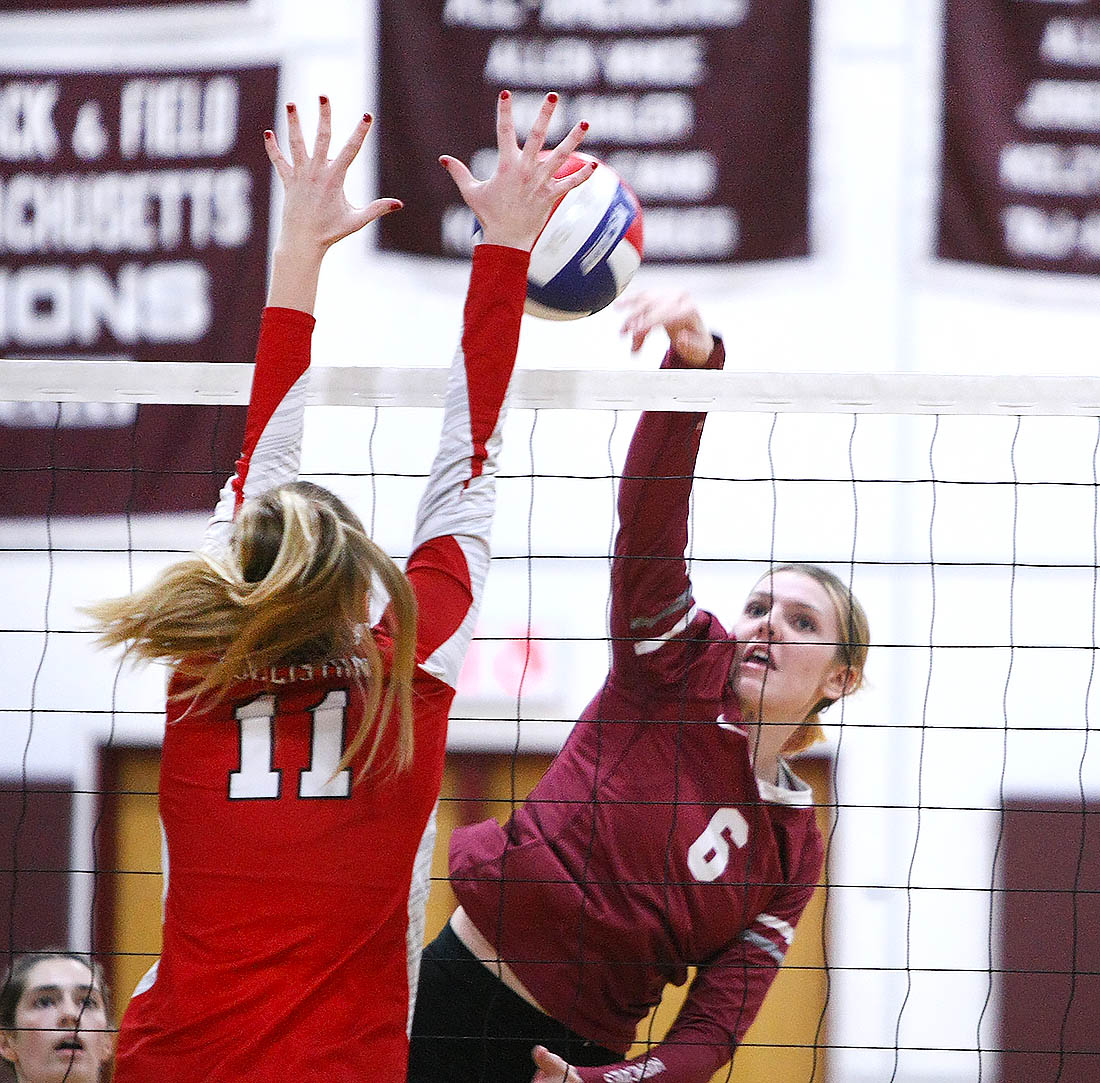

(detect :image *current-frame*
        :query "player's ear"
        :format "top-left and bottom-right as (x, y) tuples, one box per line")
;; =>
(0, 1028), (19, 1065)
(822, 662), (859, 702)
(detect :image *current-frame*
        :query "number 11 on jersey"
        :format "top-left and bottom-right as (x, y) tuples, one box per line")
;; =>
(228, 689), (352, 800)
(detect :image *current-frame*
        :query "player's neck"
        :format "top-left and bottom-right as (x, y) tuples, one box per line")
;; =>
(746, 722), (786, 786)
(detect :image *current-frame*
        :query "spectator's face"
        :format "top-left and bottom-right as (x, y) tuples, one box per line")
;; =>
(0, 958), (112, 1083)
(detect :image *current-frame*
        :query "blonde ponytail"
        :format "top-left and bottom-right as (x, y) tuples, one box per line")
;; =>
(85, 481), (418, 779)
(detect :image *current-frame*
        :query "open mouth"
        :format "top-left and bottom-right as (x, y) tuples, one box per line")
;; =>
(742, 646), (776, 671)
(54, 1035), (86, 1054)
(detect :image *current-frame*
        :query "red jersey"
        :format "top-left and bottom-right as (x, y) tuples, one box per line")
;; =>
(114, 245), (530, 1083)
(449, 340), (825, 1083)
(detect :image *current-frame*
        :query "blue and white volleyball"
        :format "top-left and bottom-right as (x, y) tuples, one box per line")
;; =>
(476, 153), (644, 321)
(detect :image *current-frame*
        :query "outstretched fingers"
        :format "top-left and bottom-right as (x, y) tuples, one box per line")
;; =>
(548, 150), (595, 200)
(521, 91), (559, 161)
(495, 89), (517, 160)
(332, 112), (373, 175)
(361, 195), (404, 226)
(541, 116), (589, 179)
(439, 154), (476, 201)
(312, 94), (332, 162)
(284, 102), (309, 166)
(263, 129), (291, 183)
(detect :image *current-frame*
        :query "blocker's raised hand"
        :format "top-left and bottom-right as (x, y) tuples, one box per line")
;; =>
(265, 95), (402, 253)
(440, 90), (594, 252)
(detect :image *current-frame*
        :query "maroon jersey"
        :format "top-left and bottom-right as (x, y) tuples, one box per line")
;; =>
(450, 340), (825, 1083)
(114, 245), (529, 1083)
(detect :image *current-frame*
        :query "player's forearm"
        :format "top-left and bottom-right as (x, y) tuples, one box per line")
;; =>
(265, 234), (327, 314)
(574, 1035), (729, 1083)
(201, 307), (314, 553)
(411, 244), (528, 551)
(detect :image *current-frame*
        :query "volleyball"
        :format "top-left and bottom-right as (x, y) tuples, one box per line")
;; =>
(476, 152), (644, 320)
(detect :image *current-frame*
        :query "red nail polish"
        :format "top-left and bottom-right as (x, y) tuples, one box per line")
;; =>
(579, 120), (589, 132)
(547, 92), (559, 103)
(363, 113), (372, 124)
(263, 130), (273, 138)
(286, 102), (295, 112)
(319, 94), (329, 105)
(499, 90), (510, 101)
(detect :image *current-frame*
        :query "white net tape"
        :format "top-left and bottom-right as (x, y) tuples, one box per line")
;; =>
(1, 364), (1098, 1083)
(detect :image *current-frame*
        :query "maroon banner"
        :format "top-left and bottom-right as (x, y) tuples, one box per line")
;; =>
(0, 65), (278, 517)
(0, 1), (239, 8)
(377, 0), (810, 264)
(939, 0), (1100, 273)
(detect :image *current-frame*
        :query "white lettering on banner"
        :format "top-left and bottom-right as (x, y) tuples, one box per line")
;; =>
(570, 92), (694, 142)
(540, 0), (748, 31)
(1000, 142), (1100, 195)
(119, 76), (239, 159)
(0, 168), (253, 253)
(643, 206), (739, 257)
(1042, 17), (1100, 67)
(0, 81), (60, 162)
(1001, 204), (1100, 260)
(601, 37), (706, 86)
(483, 37), (706, 89)
(484, 38), (600, 86)
(0, 261), (212, 348)
(1016, 79), (1100, 131)
(506, 89), (693, 143)
(0, 402), (137, 428)
(607, 150), (718, 199)
(443, 0), (526, 28)
(71, 101), (109, 161)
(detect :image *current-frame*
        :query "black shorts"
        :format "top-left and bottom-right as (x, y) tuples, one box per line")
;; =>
(408, 922), (619, 1083)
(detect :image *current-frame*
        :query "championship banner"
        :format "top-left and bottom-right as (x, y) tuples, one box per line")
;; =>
(938, 0), (1100, 273)
(0, 1), (239, 8)
(377, 0), (810, 264)
(0, 65), (278, 517)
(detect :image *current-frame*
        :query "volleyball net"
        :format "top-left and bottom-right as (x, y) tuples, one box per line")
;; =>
(1, 360), (1098, 1083)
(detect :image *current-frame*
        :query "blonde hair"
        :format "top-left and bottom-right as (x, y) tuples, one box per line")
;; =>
(770, 563), (870, 757)
(84, 481), (418, 778)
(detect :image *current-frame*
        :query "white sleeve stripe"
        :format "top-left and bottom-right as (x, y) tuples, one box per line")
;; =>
(411, 349), (509, 553)
(236, 371), (309, 506)
(417, 534), (489, 689)
(405, 801), (439, 1031)
(738, 929), (787, 966)
(199, 369), (309, 558)
(632, 604), (699, 656)
(628, 588), (693, 631)
(756, 912), (796, 945)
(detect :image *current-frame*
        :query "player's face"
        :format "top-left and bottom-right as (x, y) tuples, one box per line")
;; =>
(731, 570), (852, 729)
(0, 958), (113, 1083)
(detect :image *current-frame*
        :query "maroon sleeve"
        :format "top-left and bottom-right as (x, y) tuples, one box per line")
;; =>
(604, 338), (727, 692)
(576, 829), (822, 1083)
